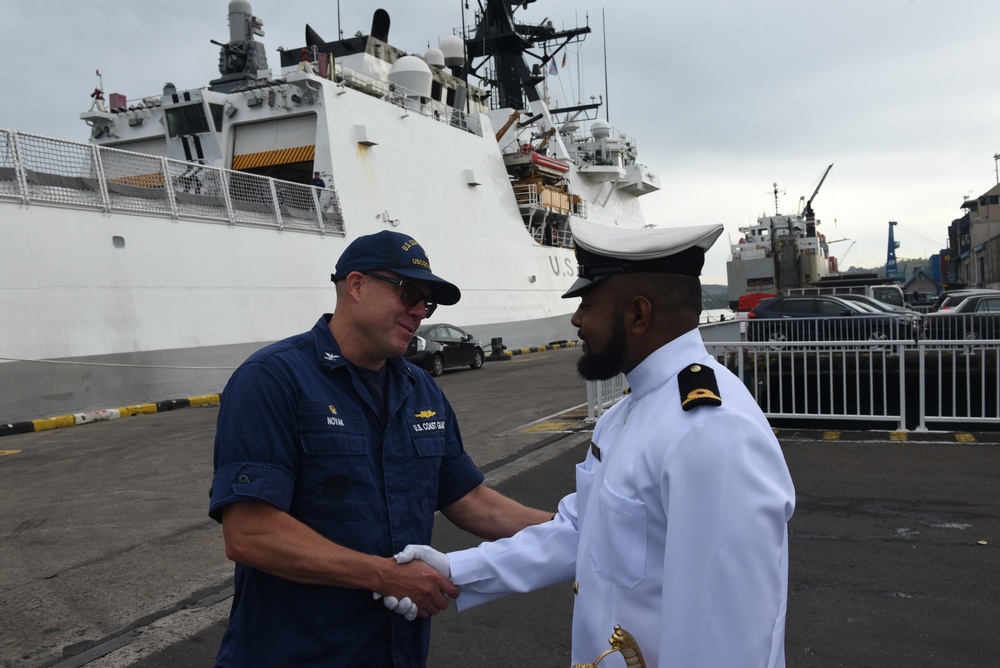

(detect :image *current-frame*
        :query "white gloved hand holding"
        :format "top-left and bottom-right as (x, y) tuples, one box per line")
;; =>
(396, 545), (451, 580)
(373, 591), (418, 621)
(394, 544), (451, 579)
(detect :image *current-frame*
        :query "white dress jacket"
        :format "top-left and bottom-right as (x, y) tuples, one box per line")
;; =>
(449, 329), (796, 667)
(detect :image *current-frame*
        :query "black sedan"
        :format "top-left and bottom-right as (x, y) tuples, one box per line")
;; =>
(746, 295), (915, 343)
(404, 323), (485, 376)
(922, 293), (1000, 340)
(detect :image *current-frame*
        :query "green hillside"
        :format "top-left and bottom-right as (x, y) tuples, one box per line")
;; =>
(702, 284), (730, 310)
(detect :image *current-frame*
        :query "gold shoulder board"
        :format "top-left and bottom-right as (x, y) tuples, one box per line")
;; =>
(678, 363), (722, 411)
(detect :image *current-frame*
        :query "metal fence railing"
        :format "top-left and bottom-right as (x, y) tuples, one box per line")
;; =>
(0, 129), (345, 235)
(715, 340), (911, 430)
(585, 373), (629, 422)
(586, 329), (1000, 432)
(744, 313), (919, 347)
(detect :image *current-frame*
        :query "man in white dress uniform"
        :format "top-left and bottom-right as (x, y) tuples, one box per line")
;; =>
(395, 220), (796, 667)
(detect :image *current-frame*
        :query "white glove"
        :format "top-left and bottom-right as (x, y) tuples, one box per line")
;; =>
(394, 544), (451, 579)
(372, 591), (418, 621)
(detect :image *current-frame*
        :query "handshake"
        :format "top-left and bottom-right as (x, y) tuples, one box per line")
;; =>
(373, 544), (452, 622)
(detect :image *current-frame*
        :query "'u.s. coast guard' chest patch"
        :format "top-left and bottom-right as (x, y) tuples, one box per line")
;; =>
(678, 363), (722, 411)
(410, 408), (445, 433)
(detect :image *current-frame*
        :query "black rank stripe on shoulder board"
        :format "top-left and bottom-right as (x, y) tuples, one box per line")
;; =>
(678, 363), (722, 411)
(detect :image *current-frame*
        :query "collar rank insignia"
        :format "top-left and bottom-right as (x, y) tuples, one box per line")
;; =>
(590, 441), (602, 462)
(678, 363), (722, 411)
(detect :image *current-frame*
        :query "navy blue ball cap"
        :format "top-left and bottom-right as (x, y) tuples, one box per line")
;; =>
(331, 231), (461, 305)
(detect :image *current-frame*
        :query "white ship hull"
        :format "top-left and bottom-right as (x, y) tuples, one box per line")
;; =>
(0, 1), (661, 422)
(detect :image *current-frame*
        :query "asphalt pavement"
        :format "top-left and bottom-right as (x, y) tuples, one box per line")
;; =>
(2, 346), (998, 667)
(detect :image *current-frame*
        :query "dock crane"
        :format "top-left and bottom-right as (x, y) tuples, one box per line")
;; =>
(801, 163), (834, 234)
(886, 220), (899, 279)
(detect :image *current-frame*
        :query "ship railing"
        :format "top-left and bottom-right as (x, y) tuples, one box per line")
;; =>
(526, 221), (573, 248)
(512, 182), (587, 217)
(379, 82), (483, 137)
(0, 129), (345, 235)
(586, 322), (1000, 432)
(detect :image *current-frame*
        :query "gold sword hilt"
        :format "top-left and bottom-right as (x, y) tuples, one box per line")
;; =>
(570, 625), (647, 668)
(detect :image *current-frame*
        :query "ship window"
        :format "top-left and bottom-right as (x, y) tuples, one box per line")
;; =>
(165, 103), (210, 137)
(209, 104), (225, 132)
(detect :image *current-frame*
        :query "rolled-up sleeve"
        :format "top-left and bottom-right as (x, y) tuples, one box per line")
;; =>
(209, 361), (300, 522)
(209, 462), (297, 521)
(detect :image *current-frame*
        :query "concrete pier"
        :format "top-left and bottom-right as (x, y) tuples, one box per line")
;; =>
(1, 346), (997, 667)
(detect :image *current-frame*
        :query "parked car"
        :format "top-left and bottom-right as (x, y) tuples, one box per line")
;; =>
(906, 291), (937, 309)
(929, 288), (1000, 312)
(746, 295), (915, 343)
(835, 293), (919, 316)
(923, 293), (1000, 340)
(405, 323), (484, 376)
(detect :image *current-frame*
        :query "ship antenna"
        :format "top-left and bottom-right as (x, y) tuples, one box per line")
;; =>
(770, 182), (785, 215)
(602, 8), (609, 122)
(337, 0), (342, 39)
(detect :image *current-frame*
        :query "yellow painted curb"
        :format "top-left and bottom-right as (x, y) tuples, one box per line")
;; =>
(519, 420), (579, 433)
(122, 403), (157, 416)
(189, 394), (221, 407)
(32, 415), (76, 431)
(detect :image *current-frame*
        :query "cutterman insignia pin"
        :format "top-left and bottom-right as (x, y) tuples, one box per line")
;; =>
(678, 363), (722, 411)
(415, 410), (437, 419)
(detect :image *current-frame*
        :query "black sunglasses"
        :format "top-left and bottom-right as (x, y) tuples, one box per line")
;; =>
(363, 272), (438, 318)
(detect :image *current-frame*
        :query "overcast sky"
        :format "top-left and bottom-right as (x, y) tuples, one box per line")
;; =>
(2, 0), (998, 285)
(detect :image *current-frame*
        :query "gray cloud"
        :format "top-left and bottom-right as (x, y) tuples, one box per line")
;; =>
(2, 0), (996, 285)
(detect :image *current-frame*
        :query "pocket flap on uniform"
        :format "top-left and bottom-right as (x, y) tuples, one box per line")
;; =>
(300, 433), (369, 456)
(412, 436), (448, 457)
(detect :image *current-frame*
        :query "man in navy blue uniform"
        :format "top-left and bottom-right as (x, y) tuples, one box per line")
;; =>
(209, 230), (551, 667)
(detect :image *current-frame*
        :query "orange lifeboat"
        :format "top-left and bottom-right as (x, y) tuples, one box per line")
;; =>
(530, 152), (570, 173)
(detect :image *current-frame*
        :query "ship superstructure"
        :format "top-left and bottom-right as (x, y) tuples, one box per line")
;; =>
(726, 166), (835, 303)
(0, 0), (660, 421)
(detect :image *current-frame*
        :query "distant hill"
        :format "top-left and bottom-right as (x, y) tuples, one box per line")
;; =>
(702, 284), (730, 310)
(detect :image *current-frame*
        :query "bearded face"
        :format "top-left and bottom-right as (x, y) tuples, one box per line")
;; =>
(576, 304), (628, 381)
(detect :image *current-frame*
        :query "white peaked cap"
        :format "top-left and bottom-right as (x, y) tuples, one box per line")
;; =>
(562, 220), (724, 298)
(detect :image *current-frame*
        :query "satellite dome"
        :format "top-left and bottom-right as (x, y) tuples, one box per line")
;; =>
(388, 56), (432, 97)
(424, 47), (445, 69)
(439, 35), (465, 67)
(591, 120), (611, 139)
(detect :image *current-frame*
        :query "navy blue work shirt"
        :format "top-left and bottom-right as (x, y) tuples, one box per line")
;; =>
(209, 315), (484, 667)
